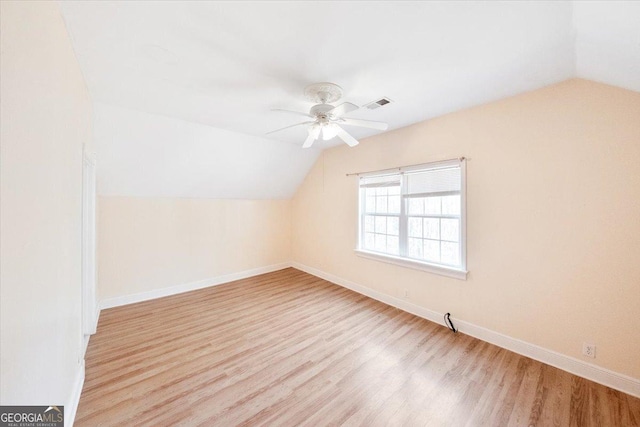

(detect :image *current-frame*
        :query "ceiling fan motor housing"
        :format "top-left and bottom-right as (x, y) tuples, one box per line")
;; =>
(310, 103), (335, 119)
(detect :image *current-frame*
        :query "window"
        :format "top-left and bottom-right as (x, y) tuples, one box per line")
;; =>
(356, 158), (467, 279)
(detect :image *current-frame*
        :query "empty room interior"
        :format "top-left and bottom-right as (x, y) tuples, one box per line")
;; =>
(2, 1), (640, 426)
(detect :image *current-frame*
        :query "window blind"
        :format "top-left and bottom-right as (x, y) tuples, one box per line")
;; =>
(405, 166), (461, 197)
(359, 174), (401, 188)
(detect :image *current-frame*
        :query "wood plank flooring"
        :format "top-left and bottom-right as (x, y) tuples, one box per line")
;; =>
(76, 268), (640, 426)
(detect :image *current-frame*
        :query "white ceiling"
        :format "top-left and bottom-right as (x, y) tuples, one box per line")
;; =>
(59, 1), (640, 198)
(573, 1), (640, 91)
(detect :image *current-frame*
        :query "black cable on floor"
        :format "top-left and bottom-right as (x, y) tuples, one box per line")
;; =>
(444, 312), (457, 333)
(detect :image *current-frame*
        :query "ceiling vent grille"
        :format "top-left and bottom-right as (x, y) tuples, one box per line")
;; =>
(364, 97), (393, 110)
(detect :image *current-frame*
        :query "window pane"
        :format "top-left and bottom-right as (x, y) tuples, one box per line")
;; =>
(441, 242), (460, 265)
(366, 188), (377, 198)
(441, 218), (459, 242)
(425, 197), (441, 215)
(424, 240), (440, 262)
(375, 234), (386, 252)
(376, 187), (387, 196)
(388, 195), (400, 214)
(387, 217), (399, 236)
(375, 216), (387, 233)
(376, 196), (388, 213)
(408, 237), (423, 258)
(388, 186), (400, 195)
(387, 236), (399, 255)
(408, 198), (424, 215)
(366, 196), (376, 213)
(442, 195), (460, 215)
(364, 232), (375, 249)
(408, 217), (422, 238)
(364, 215), (375, 232)
(424, 218), (440, 239)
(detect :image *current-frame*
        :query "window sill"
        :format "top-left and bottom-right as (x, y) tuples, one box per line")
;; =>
(354, 249), (468, 280)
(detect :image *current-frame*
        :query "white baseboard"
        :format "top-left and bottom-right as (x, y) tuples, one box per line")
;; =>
(83, 335), (90, 357)
(291, 261), (640, 398)
(99, 262), (291, 310)
(93, 308), (100, 333)
(66, 360), (85, 427)
(82, 309), (100, 357)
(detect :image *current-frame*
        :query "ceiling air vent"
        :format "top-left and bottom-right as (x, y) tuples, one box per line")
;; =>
(364, 97), (393, 110)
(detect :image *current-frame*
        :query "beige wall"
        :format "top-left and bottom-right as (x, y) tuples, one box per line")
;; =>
(0, 0), (92, 408)
(292, 79), (640, 379)
(98, 197), (291, 300)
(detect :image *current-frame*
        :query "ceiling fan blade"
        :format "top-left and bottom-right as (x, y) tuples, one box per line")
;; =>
(265, 120), (315, 135)
(302, 133), (316, 149)
(339, 117), (389, 130)
(335, 125), (359, 147)
(302, 124), (320, 148)
(327, 102), (359, 117)
(271, 108), (314, 119)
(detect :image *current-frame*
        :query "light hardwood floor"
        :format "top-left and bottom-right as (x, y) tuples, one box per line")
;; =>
(77, 268), (640, 426)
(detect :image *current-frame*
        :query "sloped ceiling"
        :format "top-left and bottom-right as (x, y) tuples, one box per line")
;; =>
(59, 1), (640, 199)
(93, 103), (320, 199)
(573, 1), (640, 92)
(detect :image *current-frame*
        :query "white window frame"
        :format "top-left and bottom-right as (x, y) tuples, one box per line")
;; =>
(355, 158), (468, 280)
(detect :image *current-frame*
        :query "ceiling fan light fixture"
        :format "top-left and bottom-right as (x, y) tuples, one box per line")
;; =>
(322, 123), (338, 140)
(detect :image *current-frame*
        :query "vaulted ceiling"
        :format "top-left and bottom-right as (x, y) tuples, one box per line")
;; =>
(59, 1), (640, 199)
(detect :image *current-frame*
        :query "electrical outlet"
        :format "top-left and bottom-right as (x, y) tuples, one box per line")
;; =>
(582, 342), (596, 358)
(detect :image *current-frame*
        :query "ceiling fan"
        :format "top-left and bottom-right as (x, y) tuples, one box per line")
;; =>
(267, 82), (389, 148)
